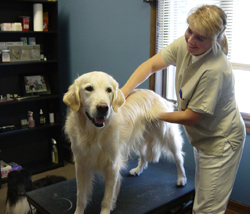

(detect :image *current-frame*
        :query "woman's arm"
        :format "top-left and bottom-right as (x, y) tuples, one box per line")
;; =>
(159, 108), (203, 126)
(121, 52), (168, 98)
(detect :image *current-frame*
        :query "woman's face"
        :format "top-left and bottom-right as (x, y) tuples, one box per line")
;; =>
(185, 24), (213, 56)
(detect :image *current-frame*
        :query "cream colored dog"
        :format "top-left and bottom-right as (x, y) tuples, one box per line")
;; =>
(63, 71), (187, 214)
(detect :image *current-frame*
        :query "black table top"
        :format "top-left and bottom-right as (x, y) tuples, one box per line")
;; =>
(27, 159), (195, 214)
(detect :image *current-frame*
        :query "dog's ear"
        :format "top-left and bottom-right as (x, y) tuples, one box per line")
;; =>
(63, 82), (81, 111)
(112, 84), (125, 113)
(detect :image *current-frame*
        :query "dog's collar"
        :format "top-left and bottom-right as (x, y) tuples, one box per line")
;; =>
(85, 112), (105, 128)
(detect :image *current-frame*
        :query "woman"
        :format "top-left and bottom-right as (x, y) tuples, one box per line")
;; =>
(121, 5), (245, 214)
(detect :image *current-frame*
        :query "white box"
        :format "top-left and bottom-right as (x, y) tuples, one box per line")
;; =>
(12, 22), (22, 31)
(2, 50), (10, 62)
(6, 42), (23, 46)
(1, 23), (12, 31)
(1, 160), (12, 178)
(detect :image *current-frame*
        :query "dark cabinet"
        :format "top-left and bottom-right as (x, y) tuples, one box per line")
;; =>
(0, 0), (63, 179)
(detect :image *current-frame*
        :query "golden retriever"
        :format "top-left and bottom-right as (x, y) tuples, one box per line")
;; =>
(63, 71), (187, 214)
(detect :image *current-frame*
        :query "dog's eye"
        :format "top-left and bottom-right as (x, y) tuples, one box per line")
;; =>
(107, 88), (112, 93)
(85, 86), (93, 92)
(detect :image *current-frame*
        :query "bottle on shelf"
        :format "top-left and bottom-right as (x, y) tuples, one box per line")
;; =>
(28, 111), (35, 128)
(51, 138), (58, 164)
(49, 112), (54, 124)
(39, 109), (46, 124)
(49, 103), (55, 124)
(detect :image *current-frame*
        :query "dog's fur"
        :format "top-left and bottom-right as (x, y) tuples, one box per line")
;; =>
(6, 169), (35, 214)
(5, 169), (67, 214)
(63, 71), (187, 214)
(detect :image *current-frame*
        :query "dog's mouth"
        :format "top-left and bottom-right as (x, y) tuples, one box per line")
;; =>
(86, 112), (105, 128)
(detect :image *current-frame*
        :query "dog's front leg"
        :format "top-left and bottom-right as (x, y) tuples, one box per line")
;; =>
(100, 164), (121, 214)
(74, 162), (94, 214)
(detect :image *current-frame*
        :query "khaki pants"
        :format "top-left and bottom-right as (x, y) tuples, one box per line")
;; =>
(192, 141), (244, 214)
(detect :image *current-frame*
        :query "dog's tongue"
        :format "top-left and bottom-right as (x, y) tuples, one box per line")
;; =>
(95, 117), (105, 124)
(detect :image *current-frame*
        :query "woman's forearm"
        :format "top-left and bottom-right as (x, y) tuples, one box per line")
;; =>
(121, 52), (168, 98)
(121, 61), (152, 97)
(159, 108), (203, 126)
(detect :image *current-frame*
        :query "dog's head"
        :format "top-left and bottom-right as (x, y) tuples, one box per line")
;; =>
(63, 71), (125, 128)
(7, 169), (35, 205)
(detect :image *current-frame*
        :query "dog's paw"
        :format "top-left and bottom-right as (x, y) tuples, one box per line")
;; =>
(177, 177), (187, 187)
(74, 211), (83, 214)
(74, 207), (85, 214)
(100, 208), (110, 214)
(129, 168), (143, 176)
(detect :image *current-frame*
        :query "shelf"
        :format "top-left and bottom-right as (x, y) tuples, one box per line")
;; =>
(0, 94), (60, 106)
(0, 60), (57, 66)
(0, 0), (62, 177)
(0, 122), (61, 138)
(2, 0), (57, 4)
(0, 31), (57, 34)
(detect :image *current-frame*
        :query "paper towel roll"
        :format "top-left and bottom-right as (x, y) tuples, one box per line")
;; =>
(33, 3), (43, 31)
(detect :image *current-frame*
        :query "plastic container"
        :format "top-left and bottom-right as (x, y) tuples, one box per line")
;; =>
(49, 112), (54, 123)
(39, 109), (46, 124)
(51, 138), (58, 164)
(28, 111), (35, 127)
(19, 16), (30, 31)
(2, 50), (10, 62)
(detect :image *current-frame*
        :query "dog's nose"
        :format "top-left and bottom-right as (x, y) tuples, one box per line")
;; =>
(97, 103), (109, 114)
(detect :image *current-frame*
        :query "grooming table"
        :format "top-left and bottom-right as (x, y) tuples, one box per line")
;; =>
(26, 159), (195, 214)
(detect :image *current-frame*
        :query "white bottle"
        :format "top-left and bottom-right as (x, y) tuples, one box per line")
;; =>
(49, 112), (54, 123)
(28, 111), (35, 127)
(51, 138), (58, 164)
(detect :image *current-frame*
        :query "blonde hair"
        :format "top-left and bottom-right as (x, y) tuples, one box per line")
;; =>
(187, 5), (228, 55)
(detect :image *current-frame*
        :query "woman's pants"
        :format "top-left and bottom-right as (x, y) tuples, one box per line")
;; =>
(192, 141), (244, 214)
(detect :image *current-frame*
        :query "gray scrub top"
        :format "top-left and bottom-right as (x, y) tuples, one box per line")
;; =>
(161, 36), (245, 156)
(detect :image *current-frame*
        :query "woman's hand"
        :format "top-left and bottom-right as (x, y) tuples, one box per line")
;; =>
(120, 86), (130, 99)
